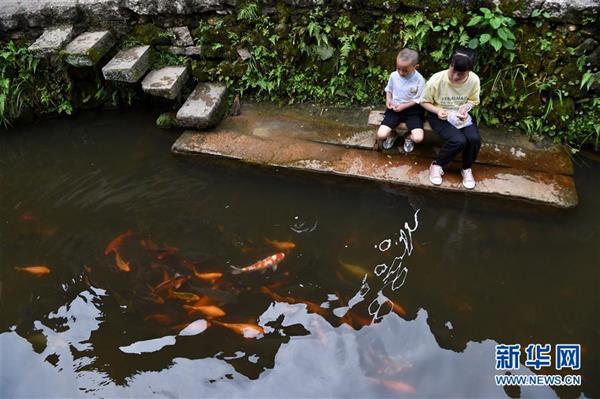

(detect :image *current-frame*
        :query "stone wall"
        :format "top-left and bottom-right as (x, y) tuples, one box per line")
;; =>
(2, 0), (599, 34)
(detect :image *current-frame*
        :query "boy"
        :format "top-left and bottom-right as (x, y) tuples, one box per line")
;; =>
(375, 48), (425, 153)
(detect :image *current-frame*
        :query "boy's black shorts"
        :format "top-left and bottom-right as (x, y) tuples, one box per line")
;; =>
(381, 105), (425, 131)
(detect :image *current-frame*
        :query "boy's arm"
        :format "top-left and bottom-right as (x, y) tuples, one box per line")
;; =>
(393, 101), (417, 112)
(385, 91), (394, 109)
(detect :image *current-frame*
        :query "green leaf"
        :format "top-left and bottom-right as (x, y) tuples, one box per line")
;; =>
(503, 40), (515, 50)
(490, 17), (502, 29)
(467, 16), (482, 27)
(479, 33), (491, 44)
(489, 37), (503, 51)
(468, 38), (479, 49)
(497, 27), (508, 41)
(480, 7), (492, 17)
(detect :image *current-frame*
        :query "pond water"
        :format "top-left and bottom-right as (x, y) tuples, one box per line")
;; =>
(1, 108), (598, 398)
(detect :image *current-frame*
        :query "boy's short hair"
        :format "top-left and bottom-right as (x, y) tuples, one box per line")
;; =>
(450, 47), (476, 72)
(397, 48), (419, 65)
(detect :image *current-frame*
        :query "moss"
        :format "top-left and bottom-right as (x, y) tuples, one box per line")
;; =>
(156, 112), (178, 128)
(130, 24), (172, 45)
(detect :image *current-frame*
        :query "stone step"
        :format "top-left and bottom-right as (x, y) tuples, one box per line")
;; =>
(28, 25), (74, 57)
(363, 110), (573, 176)
(102, 45), (151, 83)
(63, 31), (114, 67)
(176, 82), (228, 129)
(142, 66), (189, 100)
(171, 130), (578, 209)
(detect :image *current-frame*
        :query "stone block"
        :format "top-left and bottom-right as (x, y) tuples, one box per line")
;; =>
(28, 25), (74, 57)
(176, 82), (228, 129)
(63, 31), (115, 66)
(102, 45), (151, 83)
(142, 66), (189, 99)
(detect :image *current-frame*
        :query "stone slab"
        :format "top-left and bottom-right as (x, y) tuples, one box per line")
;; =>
(142, 66), (189, 99)
(171, 130), (578, 209)
(102, 45), (151, 83)
(176, 82), (227, 129)
(63, 30), (114, 66)
(28, 25), (74, 56)
(357, 110), (574, 176)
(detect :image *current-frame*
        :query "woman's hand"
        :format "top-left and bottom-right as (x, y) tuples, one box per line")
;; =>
(437, 109), (449, 120)
(457, 111), (468, 121)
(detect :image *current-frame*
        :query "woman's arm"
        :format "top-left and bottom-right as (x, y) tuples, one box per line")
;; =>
(421, 101), (448, 120)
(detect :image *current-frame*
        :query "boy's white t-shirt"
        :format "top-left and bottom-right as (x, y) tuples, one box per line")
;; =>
(384, 70), (426, 106)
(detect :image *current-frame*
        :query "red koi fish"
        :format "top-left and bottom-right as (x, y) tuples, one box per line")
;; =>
(231, 253), (285, 274)
(104, 230), (134, 255)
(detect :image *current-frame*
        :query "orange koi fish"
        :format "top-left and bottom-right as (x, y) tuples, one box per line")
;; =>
(114, 251), (131, 272)
(156, 244), (178, 260)
(231, 253), (285, 274)
(264, 238), (296, 251)
(104, 230), (134, 255)
(193, 271), (223, 283)
(390, 301), (406, 317)
(155, 275), (190, 292)
(168, 290), (201, 303)
(140, 239), (161, 251)
(14, 265), (51, 276)
(213, 320), (264, 338)
(183, 304), (226, 319)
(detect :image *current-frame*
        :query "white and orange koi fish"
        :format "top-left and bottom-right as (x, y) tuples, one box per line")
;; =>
(230, 253), (285, 274)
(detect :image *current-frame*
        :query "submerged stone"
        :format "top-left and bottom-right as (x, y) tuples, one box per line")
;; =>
(63, 31), (115, 67)
(142, 66), (189, 99)
(28, 25), (74, 57)
(102, 45), (151, 83)
(176, 82), (228, 129)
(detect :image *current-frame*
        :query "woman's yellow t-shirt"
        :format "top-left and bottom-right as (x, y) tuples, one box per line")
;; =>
(421, 70), (480, 111)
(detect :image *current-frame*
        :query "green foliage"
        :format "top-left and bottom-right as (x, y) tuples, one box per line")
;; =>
(466, 7), (516, 58)
(0, 41), (73, 127)
(238, 2), (259, 22)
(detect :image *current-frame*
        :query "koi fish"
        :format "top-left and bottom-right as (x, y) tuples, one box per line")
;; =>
(264, 238), (296, 251)
(183, 304), (226, 318)
(144, 314), (174, 325)
(14, 265), (51, 276)
(338, 258), (373, 279)
(104, 229), (134, 255)
(168, 290), (201, 303)
(193, 271), (223, 283)
(140, 239), (161, 251)
(390, 301), (406, 317)
(114, 251), (131, 272)
(20, 212), (36, 222)
(156, 244), (178, 260)
(155, 275), (190, 292)
(231, 253), (285, 274)
(213, 320), (264, 338)
(367, 377), (416, 394)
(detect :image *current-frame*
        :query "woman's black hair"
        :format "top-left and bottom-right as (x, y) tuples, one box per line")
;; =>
(450, 47), (476, 72)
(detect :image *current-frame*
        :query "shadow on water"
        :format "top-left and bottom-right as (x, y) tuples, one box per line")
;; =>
(0, 108), (598, 398)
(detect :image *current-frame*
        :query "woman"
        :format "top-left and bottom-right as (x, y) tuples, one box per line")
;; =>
(420, 48), (481, 189)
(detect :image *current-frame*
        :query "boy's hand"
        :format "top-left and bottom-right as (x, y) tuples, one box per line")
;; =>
(437, 109), (449, 120)
(386, 100), (394, 109)
(393, 104), (404, 112)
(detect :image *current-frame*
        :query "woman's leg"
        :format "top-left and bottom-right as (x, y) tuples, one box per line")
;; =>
(429, 115), (467, 167)
(461, 123), (481, 169)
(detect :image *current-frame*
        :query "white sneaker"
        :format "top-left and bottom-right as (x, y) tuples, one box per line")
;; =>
(429, 163), (443, 185)
(461, 168), (476, 189)
(403, 137), (414, 153)
(382, 134), (398, 150)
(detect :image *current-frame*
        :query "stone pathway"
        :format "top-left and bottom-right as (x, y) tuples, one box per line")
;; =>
(171, 103), (578, 209)
(28, 25), (74, 57)
(142, 66), (189, 99)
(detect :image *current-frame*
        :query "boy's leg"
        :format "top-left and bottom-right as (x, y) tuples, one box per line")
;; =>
(408, 128), (424, 143)
(402, 106), (425, 153)
(375, 109), (401, 151)
(460, 123), (481, 169)
(428, 115), (467, 167)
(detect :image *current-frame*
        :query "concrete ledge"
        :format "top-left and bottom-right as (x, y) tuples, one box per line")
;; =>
(172, 130), (578, 209)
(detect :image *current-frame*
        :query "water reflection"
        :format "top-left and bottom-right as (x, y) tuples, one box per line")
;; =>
(1, 109), (599, 398)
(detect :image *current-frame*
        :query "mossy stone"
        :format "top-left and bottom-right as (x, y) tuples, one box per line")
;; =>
(156, 112), (178, 128)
